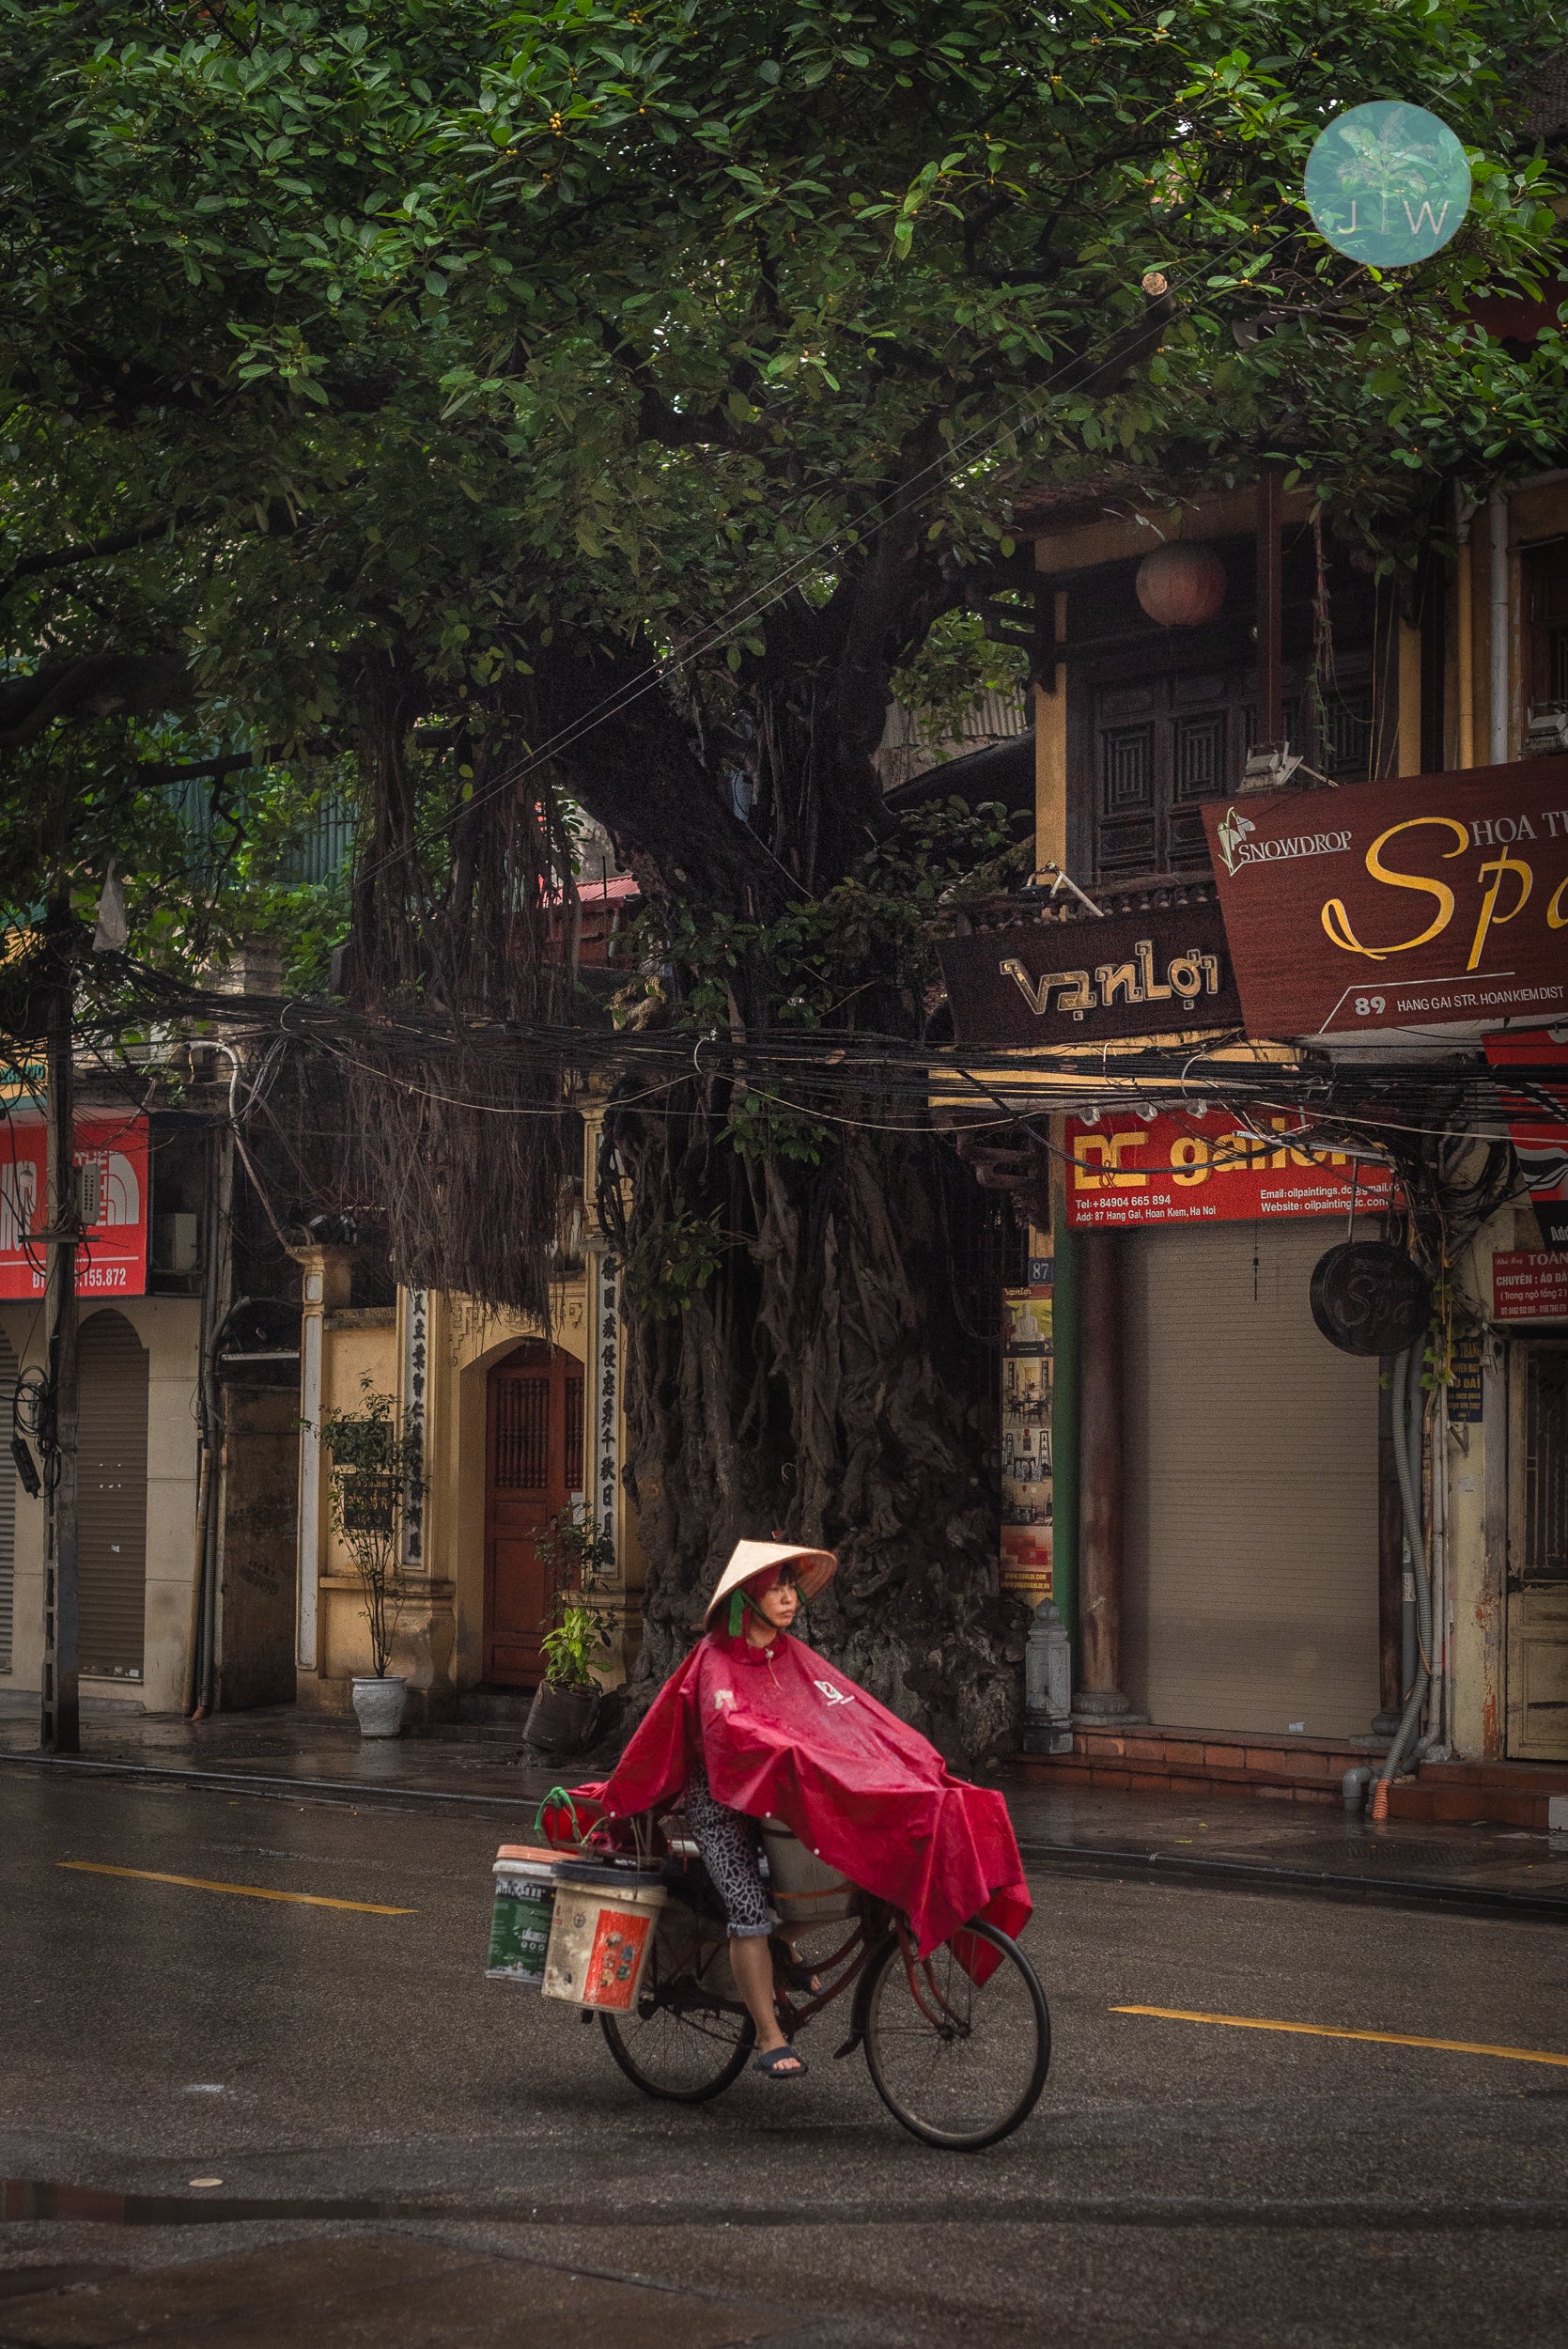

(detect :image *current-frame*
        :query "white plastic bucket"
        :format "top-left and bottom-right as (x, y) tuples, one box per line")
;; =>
(542, 1864), (668, 2010)
(760, 1819), (860, 1925)
(486, 1844), (560, 1987)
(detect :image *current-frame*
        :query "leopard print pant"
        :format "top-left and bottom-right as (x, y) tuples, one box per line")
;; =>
(685, 1761), (774, 1938)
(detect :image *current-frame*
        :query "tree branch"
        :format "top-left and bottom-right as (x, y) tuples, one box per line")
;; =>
(0, 506), (205, 604)
(0, 652), (194, 750)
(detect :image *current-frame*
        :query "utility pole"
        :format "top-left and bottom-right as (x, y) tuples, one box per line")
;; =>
(40, 911), (79, 1754)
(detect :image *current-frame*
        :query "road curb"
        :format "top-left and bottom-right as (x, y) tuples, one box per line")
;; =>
(1015, 1836), (1568, 1921)
(6, 1751), (1563, 1920)
(0, 1749), (536, 1813)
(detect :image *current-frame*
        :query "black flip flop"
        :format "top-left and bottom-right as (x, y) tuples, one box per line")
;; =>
(752, 2044), (809, 2078)
(769, 1937), (822, 1996)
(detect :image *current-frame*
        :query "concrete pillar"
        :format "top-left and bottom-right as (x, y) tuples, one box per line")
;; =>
(292, 1245), (358, 1701)
(1075, 1233), (1142, 1721)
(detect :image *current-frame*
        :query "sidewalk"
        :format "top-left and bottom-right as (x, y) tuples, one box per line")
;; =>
(4, 1695), (1567, 1918)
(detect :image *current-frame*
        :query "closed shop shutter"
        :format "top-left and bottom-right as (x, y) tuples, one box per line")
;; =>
(1123, 1221), (1380, 1739)
(76, 1310), (147, 1680)
(0, 1329), (16, 1671)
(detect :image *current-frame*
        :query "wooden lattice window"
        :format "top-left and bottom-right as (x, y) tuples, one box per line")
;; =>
(493, 1375), (551, 1490)
(1523, 543), (1568, 714)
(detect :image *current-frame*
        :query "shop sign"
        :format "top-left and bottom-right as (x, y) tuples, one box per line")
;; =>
(1308, 1240), (1431, 1357)
(1493, 1251), (1568, 1322)
(1202, 762), (1568, 1038)
(0, 1112), (148, 1299)
(1448, 1330), (1485, 1423)
(1001, 1287), (1052, 1606)
(939, 900), (1238, 1047)
(1483, 1026), (1568, 1250)
(1064, 1108), (1395, 1230)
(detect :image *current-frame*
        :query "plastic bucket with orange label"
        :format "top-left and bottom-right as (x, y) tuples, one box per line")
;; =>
(541, 1863), (668, 2011)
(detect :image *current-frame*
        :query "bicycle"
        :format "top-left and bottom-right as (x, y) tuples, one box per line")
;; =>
(596, 1819), (1050, 2152)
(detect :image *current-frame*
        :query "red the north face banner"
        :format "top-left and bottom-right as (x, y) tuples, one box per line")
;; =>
(1483, 1026), (1568, 1251)
(0, 1112), (149, 1299)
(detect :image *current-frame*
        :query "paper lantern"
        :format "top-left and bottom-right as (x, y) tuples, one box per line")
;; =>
(1134, 541), (1227, 628)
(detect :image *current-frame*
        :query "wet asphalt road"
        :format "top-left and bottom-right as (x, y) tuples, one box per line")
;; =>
(2, 1768), (1567, 2347)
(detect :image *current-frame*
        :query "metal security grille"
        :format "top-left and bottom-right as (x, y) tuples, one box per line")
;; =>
(1525, 1350), (1568, 1580)
(564, 1374), (585, 1491)
(493, 1375), (550, 1490)
(76, 1310), (147, 1680)
(0, 1328), (17, 1671)
(1121, 1221), (1380, 1737)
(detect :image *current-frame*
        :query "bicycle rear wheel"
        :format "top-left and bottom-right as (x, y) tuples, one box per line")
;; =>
(862, 1920), (1049, 2151)
(600, 1903), (754, 2103)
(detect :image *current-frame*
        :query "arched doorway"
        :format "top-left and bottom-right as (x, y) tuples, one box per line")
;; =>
(77, 1309), (148, 1682)
(483, 1341), (584, 1685)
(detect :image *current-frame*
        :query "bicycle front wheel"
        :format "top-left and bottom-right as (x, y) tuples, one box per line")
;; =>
(862, 1920), (1049, 2151)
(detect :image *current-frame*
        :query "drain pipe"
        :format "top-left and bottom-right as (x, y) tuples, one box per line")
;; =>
(1488, 489), (1511, 765)
(1371, 1345), (1431, 1817)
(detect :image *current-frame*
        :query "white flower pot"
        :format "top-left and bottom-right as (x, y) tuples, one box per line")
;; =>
(352, 1674), (408, 1738)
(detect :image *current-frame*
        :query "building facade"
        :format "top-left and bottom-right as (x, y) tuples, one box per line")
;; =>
(941, 466), (1568, 1811)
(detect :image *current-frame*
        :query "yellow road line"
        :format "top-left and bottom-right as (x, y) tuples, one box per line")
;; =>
(58, 1861), (413, 1916)
(1111, 2004), (1568, 2070)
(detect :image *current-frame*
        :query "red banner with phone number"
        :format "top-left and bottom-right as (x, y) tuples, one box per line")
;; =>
(0, 1112), (148, 1299)
(1064, 1108), (1395, 1230)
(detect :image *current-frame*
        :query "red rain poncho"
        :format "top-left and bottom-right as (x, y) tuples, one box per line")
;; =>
(576, 1627), (1031, 1958)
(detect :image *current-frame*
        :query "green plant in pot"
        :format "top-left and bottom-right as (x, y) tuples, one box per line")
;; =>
(316, 1378), (424, 1739)
(524, 1509), (615, 1755)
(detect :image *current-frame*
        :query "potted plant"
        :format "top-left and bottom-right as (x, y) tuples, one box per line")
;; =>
(524, 1508), (615, 1754)
(317, 1377), (424, 1738)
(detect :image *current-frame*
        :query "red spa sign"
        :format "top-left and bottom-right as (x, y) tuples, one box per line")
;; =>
(0, 1112), (149, 1299)
(1064, 1109), (1395, 1230)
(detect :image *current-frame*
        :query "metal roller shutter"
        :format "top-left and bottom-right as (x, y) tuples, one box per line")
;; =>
(1122, 1221), (1380, 1739)
(0, 1330), (16, 1671)
(76, 1310), (147, 1681)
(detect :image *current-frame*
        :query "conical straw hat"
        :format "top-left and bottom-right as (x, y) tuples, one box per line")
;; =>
(703, 1539), (836, 1630)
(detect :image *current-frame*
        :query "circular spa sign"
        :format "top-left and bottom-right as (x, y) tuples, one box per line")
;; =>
(1304, 101), (1471, 268)
(1310, 1241), (1432, 1358)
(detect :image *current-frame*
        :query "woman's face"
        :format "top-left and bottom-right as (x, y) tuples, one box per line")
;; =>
(753, 1572), (800, 1633)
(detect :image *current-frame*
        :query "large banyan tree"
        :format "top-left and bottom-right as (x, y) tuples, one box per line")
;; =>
(6, 0), (1566, 1752)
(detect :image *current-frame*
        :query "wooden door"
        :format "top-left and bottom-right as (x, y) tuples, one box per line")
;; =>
(1506, 1343), (1568, 1760)
(483, 1342), (584, 1685)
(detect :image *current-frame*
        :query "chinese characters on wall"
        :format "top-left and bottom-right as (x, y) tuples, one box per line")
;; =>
(1001, 1271), (1052, 1607)
(593, 1254), (622, 1557)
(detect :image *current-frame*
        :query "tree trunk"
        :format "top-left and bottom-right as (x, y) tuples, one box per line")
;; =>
(611, 1097), (1026, 1764)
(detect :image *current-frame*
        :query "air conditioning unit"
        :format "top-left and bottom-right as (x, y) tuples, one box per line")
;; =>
(1524, 702), (1568, 756)
(1239, 739), (1304, 793)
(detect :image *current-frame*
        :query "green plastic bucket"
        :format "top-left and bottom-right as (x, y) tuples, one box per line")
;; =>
(486, 1844), (559, 1988)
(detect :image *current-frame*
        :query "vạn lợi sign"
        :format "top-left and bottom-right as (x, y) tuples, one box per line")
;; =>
(938, 900), (1238, 1048)
(1064, 1110), (1395, 1231)
(1201, 762), (1568, 1039)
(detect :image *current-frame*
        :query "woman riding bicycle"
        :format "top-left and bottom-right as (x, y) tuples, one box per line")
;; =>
(579, 1538), (1032, 2084)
